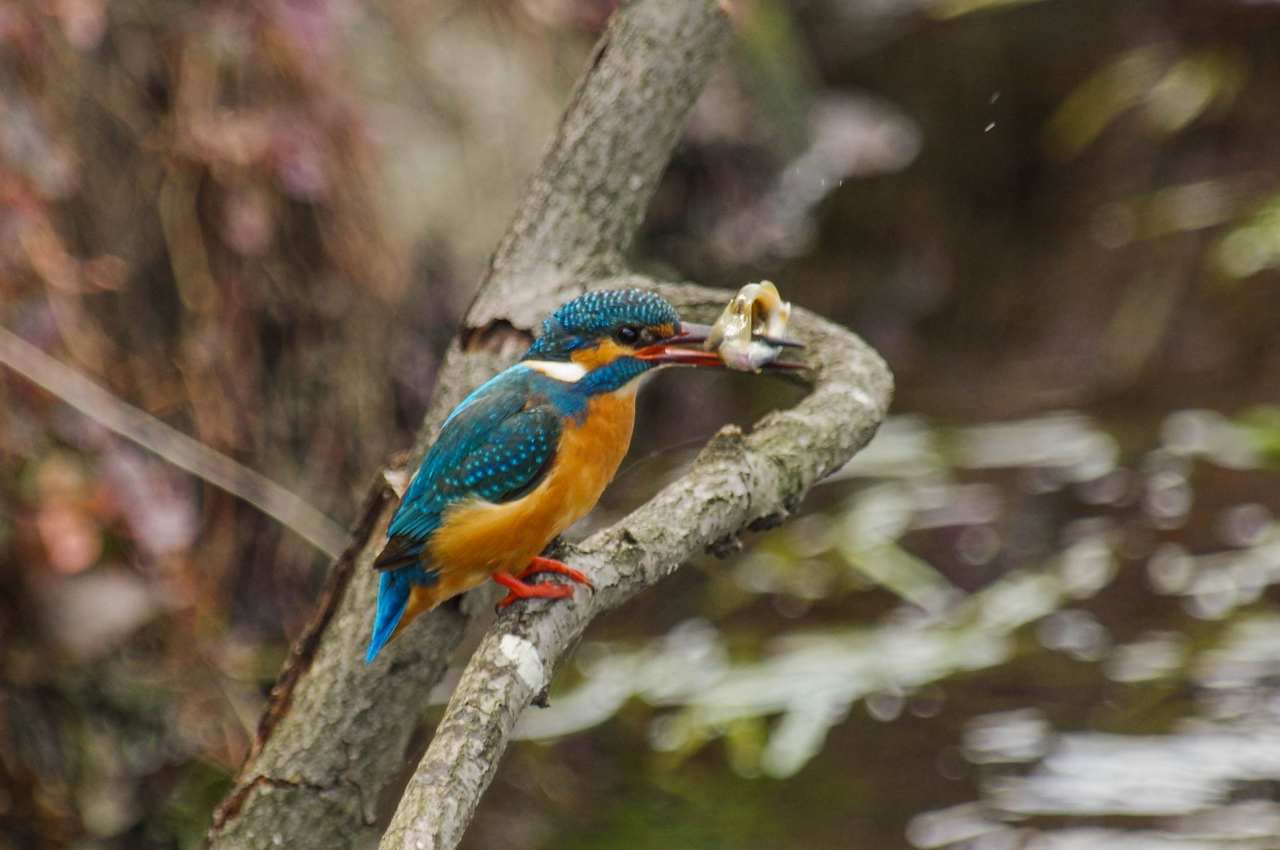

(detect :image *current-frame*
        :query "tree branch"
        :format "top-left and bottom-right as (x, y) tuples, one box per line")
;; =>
(468, 0), (734, 331)
(206, 2), (738, 848)
(378, 279), (891, 850)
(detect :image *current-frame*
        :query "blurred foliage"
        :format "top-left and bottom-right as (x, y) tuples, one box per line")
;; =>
(1044, 45), (1246, 160)
(1216, 192), (1280, 280)
(3, 0), (1280, 849)
(1238, 406), (1280, 464)
(931, 0), (1049, 19)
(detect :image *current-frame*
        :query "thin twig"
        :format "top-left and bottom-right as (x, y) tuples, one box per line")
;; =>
(0, 326), (348, 557)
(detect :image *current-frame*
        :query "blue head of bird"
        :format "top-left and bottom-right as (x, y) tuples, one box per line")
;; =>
(520, 289), (723, 394)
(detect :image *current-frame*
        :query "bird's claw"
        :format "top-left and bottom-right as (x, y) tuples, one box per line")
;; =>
(494, 581), (574, 611)
(493, 557), (593, 610)
(519, 555), (594, 589)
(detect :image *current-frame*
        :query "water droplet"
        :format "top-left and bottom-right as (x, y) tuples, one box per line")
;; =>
(1037, 609), (1110, 661)
(1144, 469), (1192, 528)
(1218, 503), (1272, 548)
(866, 690), (905, 722)
(1058, 536), (1117, 598)
(963, 708), (1050, 764)
(1147, 543), (1195, 594)
(906, 802), (1000, 848)
(1185, 568), (1238, 620)
(1103, 631), (1185, 682)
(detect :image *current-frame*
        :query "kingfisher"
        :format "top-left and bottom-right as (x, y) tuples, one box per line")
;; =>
(366, 288), (796, 662)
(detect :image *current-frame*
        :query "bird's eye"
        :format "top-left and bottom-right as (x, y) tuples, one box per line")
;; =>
(614, 325), (641, 345)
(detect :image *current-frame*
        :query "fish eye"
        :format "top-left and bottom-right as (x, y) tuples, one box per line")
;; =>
(614, 325), (641, 345)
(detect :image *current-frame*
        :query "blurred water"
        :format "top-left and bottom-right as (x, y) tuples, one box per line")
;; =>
(479, 411), (1280, 850)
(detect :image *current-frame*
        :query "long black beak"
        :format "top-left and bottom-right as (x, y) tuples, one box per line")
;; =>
(662, 322), (713, 347)
(634, 322), (722, 366)
(668, 322), (803, 349)
(634, 322), (805, 367)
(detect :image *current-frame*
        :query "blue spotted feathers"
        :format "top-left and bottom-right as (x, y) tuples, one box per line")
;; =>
(385, 378), (561, 545)
(524, 289), (678, 361)
(365, 371), (563, 661)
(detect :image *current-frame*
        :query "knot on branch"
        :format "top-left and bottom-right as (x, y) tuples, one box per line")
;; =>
(383, 458), (412, 499)
(460, 319), (534, 357)
(698, 423), (748, 463)
(748, 508), (791, 532)
(595, 526), (646, 582)
(708, 532), (743, 558)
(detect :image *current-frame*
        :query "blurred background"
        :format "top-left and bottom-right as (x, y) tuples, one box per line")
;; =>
(3, 0), (1280, 848)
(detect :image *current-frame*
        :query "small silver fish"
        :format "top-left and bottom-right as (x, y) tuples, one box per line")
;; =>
(706, 281), (799, 372)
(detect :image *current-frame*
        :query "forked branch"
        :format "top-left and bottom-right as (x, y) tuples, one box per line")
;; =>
(378, 279), (891, 850)
(207, 2), (893, 849)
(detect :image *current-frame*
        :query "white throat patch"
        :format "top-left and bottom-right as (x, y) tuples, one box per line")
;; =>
(524, 360), (588, 383)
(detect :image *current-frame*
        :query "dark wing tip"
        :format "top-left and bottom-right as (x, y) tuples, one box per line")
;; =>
(372, 536), (424, 572)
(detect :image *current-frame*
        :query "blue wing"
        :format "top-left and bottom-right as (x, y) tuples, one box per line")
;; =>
(373, 366), (563, 571)
(367, 367), (563, 661)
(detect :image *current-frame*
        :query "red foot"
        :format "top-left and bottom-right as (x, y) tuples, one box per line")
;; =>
(493, 557), (593, 609)
(517, 556), (594, 589)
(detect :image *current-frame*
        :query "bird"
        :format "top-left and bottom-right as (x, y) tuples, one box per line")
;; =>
(366, 288), (796, 662)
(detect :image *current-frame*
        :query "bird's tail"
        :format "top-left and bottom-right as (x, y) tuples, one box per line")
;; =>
(367, 569), (410, 663)
(367, 564), (438, 663)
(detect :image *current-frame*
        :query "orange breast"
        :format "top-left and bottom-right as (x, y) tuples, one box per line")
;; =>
(414, 390), (637, 611)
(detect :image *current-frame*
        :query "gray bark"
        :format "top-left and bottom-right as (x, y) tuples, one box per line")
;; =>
(207, 1), (893, 847)
(207, 2), (742, 848)
(468, 0), (734, 332)
(378, 278), (891, 850)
